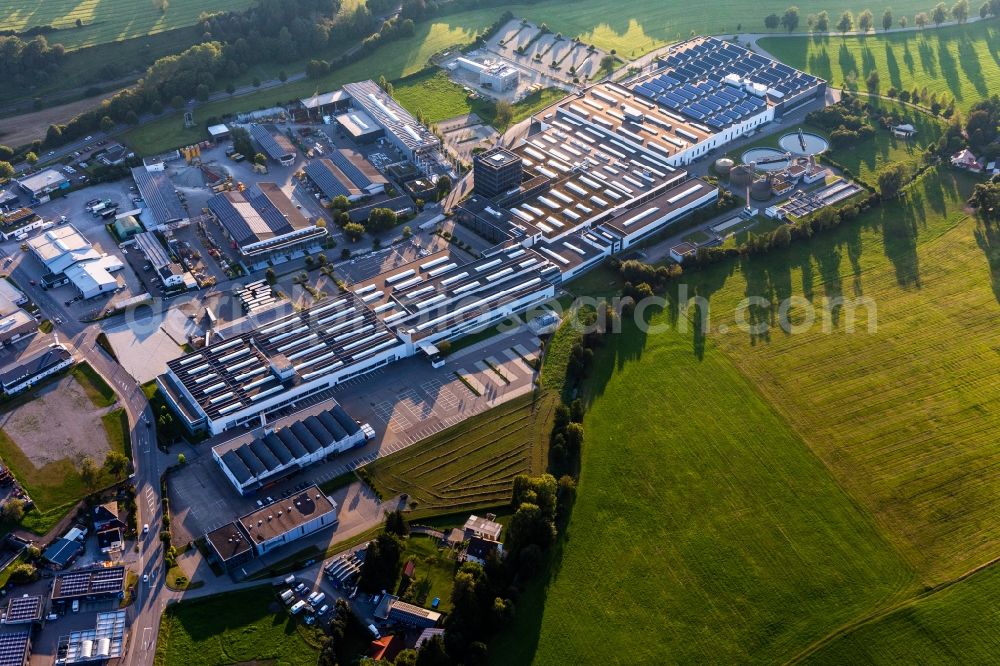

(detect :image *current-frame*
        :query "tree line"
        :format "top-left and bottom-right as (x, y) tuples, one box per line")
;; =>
(0, 34), (65, 87)
(764, 0), (1000, 33)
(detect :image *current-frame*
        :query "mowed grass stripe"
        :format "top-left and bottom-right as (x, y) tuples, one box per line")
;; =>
(529, 314), (915, 664)
(760, 21), (1000, 112)
(685, 169), (1000, 582)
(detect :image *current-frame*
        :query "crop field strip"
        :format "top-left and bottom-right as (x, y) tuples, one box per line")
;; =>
(366, 393), (548, 512)
(760, 21), (1000, 112)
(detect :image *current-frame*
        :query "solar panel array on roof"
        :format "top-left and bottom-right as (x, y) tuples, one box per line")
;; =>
(131, 166), (185, 226)
(249, 124), (295, 161)
(632, 36), (821, 129)
(53, 567), (126, 600)
(0, 629), (29, 666)
(3, 595), (41, 624)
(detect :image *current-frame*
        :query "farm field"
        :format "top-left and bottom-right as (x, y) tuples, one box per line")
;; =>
(525, 297), (915, 664)
(804, 562), (1000, 663)
(365, 392), (551, 517)
(0, 0), (255, 50)
(682, 168), (1000, 584)
(153, 586), (321, 666)
(760, 21), (1000, 112)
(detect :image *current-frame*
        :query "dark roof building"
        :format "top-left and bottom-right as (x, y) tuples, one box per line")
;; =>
(131, 166), (187, 230)
(249, 124), (296, 165)
(303, 149), (387, 202)
(473, 147), (523, 199)
(236, 486), (338, 555)
(0, 629), (31, 666)
(0, 345), (74, 395)
(51, 567), (126, 601)
(213, 403), (365, 495)
(42, 539), (82, 570)
(205, 522), (254, 570)
(462, 536), (502, 565)
(206, 183), (326, 266)
(1, 595), (42, 625)
(387, 600), (441, 628)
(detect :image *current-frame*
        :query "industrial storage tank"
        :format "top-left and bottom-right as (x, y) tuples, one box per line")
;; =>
(750, 176), (772, 201)
(715, 157), (734, 175)
(729, 164), (752, 188)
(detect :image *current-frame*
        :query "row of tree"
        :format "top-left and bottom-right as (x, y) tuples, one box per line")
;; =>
(765, 0), (1000, 34)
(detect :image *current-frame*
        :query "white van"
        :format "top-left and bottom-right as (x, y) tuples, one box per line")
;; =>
(367, 623), (380, 639)
(71, 600), (79, 613)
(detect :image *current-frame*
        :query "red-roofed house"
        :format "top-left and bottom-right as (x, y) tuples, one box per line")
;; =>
(368, 635), (404, 662)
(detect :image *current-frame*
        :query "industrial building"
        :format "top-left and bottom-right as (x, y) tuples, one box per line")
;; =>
(212, 403), (369, 495)
(349, 245), (558, 345)
(300, 90), (351, 119)
(27, 226), (123, 298)
(206, 485), (338, 567)
(158, 293), (407, 435)
(207, 182), (327, 269)
(473, 147), (523, 199)
(1, 596), (42, 626)
(131, 166), (188, 230)
(50, 567), (126, 604)
(453, 56), (519, 92)
(303, 149), (388, 202)
(0, 629), (30, 666)
(342, 80), (442, 164)
(54, 610), (127, 665)
(0, 344), (74, 395)
(249, 124), (297, 166)
(0, 295), (36, 346)
(16, 169), (68, 199)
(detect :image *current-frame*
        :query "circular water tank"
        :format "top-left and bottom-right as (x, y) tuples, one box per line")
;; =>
(729, 164), (752, 188)
(715, 157), (734, 174)
(751, 177), (772, 201)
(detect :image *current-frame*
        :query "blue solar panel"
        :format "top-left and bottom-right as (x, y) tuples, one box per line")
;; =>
(633, 84), (658, 99)
(657, 75), (680, 88)
(663, 91), (686, 105)
(674, 87), (696, 102)
(646, 81), (665, 93)
(700, 99), (722, 112)
(706, 118), (726, 130)
(658, 96), (681, 110)
(721, 109), (741, 122)
(717, 90), (740, 104)
(707, 93), (730, 107)
(675, 67), (697, 80)
(744, 96), (765, 109)
(682, 106), (705, 120)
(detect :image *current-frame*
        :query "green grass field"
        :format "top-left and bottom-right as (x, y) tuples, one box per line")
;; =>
(154, 586), (321, 666)
(71, 363), (117, 408)
(760, 21), (1000, 112)
(804, 562), (1000, 663)
(508, 164), (1000, 662)
(392, 69), (564, 127)
(524, 299), (915, 664)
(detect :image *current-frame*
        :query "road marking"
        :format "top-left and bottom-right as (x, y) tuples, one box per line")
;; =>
(142, 627), (152, 650)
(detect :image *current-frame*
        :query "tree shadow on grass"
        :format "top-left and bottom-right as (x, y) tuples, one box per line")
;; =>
(936, 39), (963, 102)
(808, 47), (833, 83)
(838, 43), (859, 86)
(860, 44), (877, 76)
(957, 37), (988, 97)
(917, 39), (938, 78)
(885, 43), (903, 90)
(902, 41), (916, 75)
(973, 217), (1000, 305)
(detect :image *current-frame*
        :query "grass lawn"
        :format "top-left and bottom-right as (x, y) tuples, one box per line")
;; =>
(521, 309), (915, 664)
(364, 391), (551, 517)
(71, 363), (116, 408)
(101, 409), (131, 459)
(397, 534), (457, 612)
(760, 21), (1000, 113)
(154, 586), (322, 666)
(803, 561), (1000, 663)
